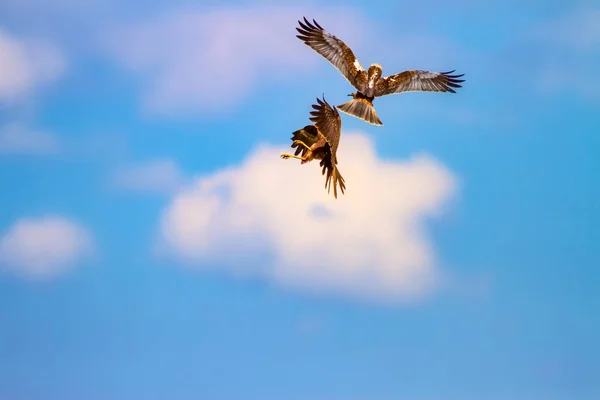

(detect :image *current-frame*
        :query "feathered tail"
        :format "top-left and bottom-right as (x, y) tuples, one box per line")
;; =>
(337, 97), (383, 126)
(321, 157), (346, 199)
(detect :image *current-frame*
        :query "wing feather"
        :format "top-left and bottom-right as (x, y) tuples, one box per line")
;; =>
(290, 125), (319, 157)
(308, 95), (345, 198)
(288, 95), (346, 199)
(296, 17), (366, 90)
(308, 95), (342, 156)
(377, 69), (465, 96)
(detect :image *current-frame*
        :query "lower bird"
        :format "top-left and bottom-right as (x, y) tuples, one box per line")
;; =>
(296, 17), (465, 126)
(280, 96), (346, 199)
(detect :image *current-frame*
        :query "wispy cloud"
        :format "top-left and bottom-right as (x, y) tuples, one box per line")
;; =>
(113, 158), (188, 194)
(533, 6), (600, 102)
(159, 132), (458, 303)
(0, 123), (61, 154)
(536, 6), (600, 50)
(0, 215), (93, 280)
(104, 5), (364, 116)
(0, 26), (66, 102)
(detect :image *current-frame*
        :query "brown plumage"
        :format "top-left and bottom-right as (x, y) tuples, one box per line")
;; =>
(296, 17), (466, 126)
(280, 96), (346, 199)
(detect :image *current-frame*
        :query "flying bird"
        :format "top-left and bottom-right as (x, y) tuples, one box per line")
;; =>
(296, 17), (465, 126)
(280, 95), (346, 199)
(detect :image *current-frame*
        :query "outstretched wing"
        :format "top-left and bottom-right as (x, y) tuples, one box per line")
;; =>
(309, 95), (342, 156)
(296, 17), (366, 90)
(290, 125), (319, 157)
(310, 96), (345, 199)
(376, 70), (465, 96)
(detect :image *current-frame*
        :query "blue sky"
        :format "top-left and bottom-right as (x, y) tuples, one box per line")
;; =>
(0, 0), (599, 399)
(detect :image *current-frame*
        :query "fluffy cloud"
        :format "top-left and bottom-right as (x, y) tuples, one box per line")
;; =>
(113, 158), (187, 194)
(159, 132), (458, 302)
(105, 5), (364, 115)
(0, 216), (93, 279)
(0, 27), (66, 102)
(0, 123), (61, 154)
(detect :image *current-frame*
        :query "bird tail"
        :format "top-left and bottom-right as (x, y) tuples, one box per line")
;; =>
(337, 98), (383, 126)
(321, 159), (346, 199)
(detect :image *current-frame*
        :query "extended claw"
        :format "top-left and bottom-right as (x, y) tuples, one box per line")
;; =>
(281, 153), (305, 161)
(293, 140), (312, 151)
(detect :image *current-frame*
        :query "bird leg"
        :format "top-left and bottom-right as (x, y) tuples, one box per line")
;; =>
(281, 140), (312, 160)
(292, 140), (312, 151)
(280, 153), (306, 161)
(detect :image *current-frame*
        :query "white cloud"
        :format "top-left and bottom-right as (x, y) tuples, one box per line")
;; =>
(0, 123), (61, 154)
(113, 158), (187, 194)
(159, 132), (458, 303)
(105, 5), (364, 115)
(0, 215), (93, 280)
(0, 27), (66, 102)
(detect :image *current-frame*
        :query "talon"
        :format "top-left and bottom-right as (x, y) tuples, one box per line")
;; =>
(293, 140), (312, 151)
(281, 153), (304, 161)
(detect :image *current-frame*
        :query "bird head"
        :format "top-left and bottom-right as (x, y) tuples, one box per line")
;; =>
(368, 64), (383, 80)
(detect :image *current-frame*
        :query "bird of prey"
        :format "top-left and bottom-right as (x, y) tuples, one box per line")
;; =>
(296, 17), (465, 126)
(280, 95), (346, 199)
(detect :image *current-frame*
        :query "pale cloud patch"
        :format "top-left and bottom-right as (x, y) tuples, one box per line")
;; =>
(0, 123), (61, 154)
(113, 158), (187, 194)
(296, 314), (327, 336)
(159, 132), (458, 303)
(0, 215), (93, 280)
(533, 7), (600, 102)
(537, 65), (600, 101)
(536, 7), (600, 50)
(0, 27), (66, 102)
(372, 33), (466, 72)
(105, 5), (364, 115)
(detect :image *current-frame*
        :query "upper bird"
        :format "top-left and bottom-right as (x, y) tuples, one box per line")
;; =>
(296, 17), (465, 126)
(280, 95), (346, 199)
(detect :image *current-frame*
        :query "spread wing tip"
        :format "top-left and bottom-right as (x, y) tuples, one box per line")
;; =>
(442, 70), (466, 80)
(298, 17), (323, 32)
(312, 19), (324, 30)
(441, 70), (466, 92)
